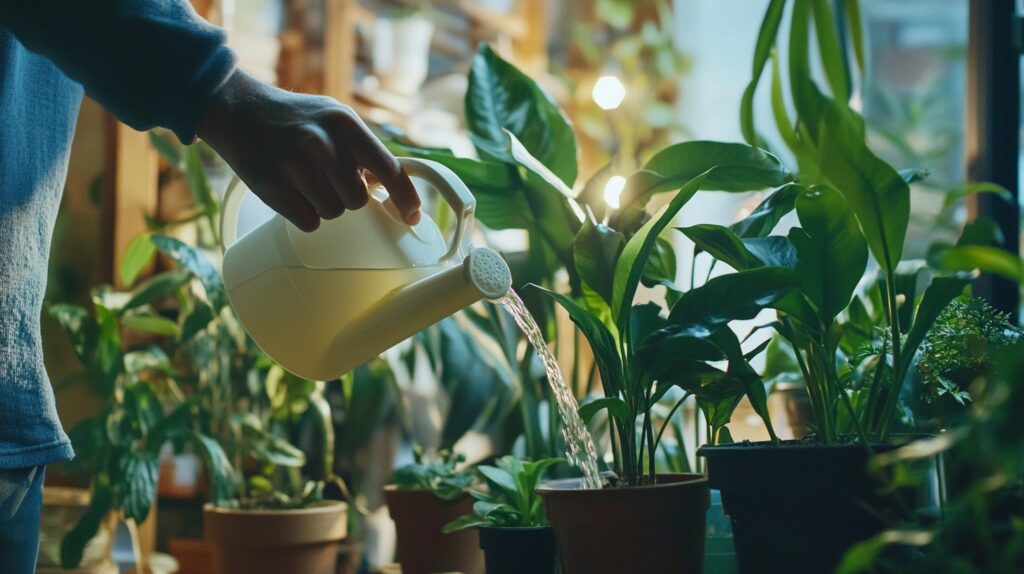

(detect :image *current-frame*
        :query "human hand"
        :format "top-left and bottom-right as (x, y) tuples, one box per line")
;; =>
(197, 70), (420, 231)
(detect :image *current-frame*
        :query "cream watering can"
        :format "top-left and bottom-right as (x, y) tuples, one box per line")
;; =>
(220, 157), (512, 381)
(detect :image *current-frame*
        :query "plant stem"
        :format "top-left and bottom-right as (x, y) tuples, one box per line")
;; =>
(878, 271), (904, 440)
(653, 393), (690, 454)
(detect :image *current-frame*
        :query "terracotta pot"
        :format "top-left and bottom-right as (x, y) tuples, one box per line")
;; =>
(203, 501), (347, 574)
(478, 526), (558, 574)
(167, 537), (216, 574)
(538, 473), (709, 574)
(384, 486), (484, 574)
(699, 441), (937, 573)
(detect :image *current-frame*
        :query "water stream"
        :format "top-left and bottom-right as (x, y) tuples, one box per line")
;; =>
(496, 290), (603, 489)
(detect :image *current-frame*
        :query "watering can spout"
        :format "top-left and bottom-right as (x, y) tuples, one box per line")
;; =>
(326, 247), (512, 378)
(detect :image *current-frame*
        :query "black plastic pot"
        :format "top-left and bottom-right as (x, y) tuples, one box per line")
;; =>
(699, 441), (934, 574)
(478, 526), (559, 574)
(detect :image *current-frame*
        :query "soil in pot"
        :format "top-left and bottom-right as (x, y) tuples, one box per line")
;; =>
(478, 526), (558, 574)
(203, 500), (347, 574)
(384, 486), (484, 574)
(538, 473), (709, 574)
(700, 440), (937, 574)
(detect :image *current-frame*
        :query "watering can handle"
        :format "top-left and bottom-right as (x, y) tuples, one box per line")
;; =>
(219, 157), (476, 260)
(397, 157), (476, 262)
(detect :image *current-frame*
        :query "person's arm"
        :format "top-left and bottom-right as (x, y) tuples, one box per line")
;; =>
(0, 1), (420, 229)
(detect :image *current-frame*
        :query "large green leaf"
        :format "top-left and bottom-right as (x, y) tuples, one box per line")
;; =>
(150, 235), (226, 310)
(666, 266), (798, 336)
(578, 396), (630, 426)
(532, 285), (623, 398)
(740, 0), (787, 145)
(728, 183), (801, 239)
(574, 218), (625, 303)
(680, 224), (764, 271)
(122, 314), (179, 337)
(620, 141), (790, 209)
(613, 173), (709, 339)
(122, 270), (191, 313)
(121, 450), (159, 522)
(789, 186), (868, 322)
(814, 99), (909, 273)
(641, 236), (678, 289)
(936, 246), (1023, 283)
(192, 432), (236, 506)
(120, 233), (156, 287)
(708, 327), (776, 440)
(466, 44), (577, 186)
(93, 305), (123, 392)
(810, 0), (850, 102)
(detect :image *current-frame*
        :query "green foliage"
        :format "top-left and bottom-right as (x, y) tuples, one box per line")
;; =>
(916, 297), (1023, 406)
(392, 448), (474, 502)
(444, 456), (561, 532)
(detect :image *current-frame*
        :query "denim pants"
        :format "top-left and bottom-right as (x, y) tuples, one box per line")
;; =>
(0, 466), (44, 574)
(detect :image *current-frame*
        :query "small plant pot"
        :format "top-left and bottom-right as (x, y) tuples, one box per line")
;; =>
(203, 501), (347, 574)
(537, 473), (709, 574)
(384, 486), (484, 574)
(699, 441), (933, 573)
(478, 526), (558, 574)
(37, 487), (118, 573)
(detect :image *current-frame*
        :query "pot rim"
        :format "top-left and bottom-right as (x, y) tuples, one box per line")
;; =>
(535, 472), (707, 493)
(698, 435), (933, 456)
(202, 499), (347, 517)
(476, 525), (553, 533)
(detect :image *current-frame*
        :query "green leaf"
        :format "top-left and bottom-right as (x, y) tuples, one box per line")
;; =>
(443, 514), (492, 534)
(936, 246), (1023, 283)
(811, 0), (850, 102)
(845, 0), (865, 71)
(121, 314), (179, 337)
(466, 44), (577, 186)
(942, 181), (1013, 209)
(193, 434), (236, 506)
(641, 236), (677, 289)
(479, 465), (519, 499)
(743, 237), (797, 268)
(149, 131), (182, 169)
(180, 301), (215, 342)
(122, 450), (159, 522)
(740, 0), (787, 145)
(533, 285), (623, 398)
(120, 233), (156, 287)
(818, 100), (910, 273)
(93, 305), (123, 391)
(728, 184), (801, 239)
(183, 146), (217, 216)
(574, 218), (625, 303)
(620, 141), (790, 209)
(613, 173), (708, 339)
(123, 270), (191, 312)
(61, 480), (113, 568)
(48, 304), (98, 365)
(680, 224), (764, 271)
(899, 274), (971, 381)
(789, 186), (868, 322)
(578, 396), (631, 426)
(150, 235), (226, 310)
(666, 267), (798, 336)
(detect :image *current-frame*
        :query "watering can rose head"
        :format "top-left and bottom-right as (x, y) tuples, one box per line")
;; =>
(220, 157), (511, 381)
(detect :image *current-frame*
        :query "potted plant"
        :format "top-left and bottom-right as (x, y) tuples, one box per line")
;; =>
(444, 456), (562, 574)
(672, 2), (998, 571)
(385, 447), (482, 574)
(385, 43), (802, 573)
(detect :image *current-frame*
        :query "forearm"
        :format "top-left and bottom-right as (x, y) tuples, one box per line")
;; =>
(0, 0), (236, 143)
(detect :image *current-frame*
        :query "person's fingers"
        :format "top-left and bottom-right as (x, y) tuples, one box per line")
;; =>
(289, 162), (344, 220)
(326, 113), (421, 225)
(255, 182), (320, 232)
(325, 151), (369, 211)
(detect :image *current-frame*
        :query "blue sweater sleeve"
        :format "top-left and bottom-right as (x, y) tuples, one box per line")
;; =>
(0, 0), (238, 143)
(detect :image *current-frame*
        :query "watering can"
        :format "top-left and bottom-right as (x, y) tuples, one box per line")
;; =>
(220, 157), (512, 381)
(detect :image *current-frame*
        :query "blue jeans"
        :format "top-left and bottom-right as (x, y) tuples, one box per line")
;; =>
(0, 466), (44, 574)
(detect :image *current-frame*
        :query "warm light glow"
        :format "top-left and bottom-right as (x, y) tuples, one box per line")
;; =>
(603, 175), (626, 209)
(592, 75), (626, 110)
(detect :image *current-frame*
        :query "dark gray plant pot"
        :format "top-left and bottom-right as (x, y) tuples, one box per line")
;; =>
(478, 526), (559, 574)
(699, 440), (938, 574)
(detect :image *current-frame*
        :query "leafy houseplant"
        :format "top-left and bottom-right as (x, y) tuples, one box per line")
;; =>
(684, 1), (999, 572)
(444, 457), (561, 574)
(385, 449), (484, 574)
